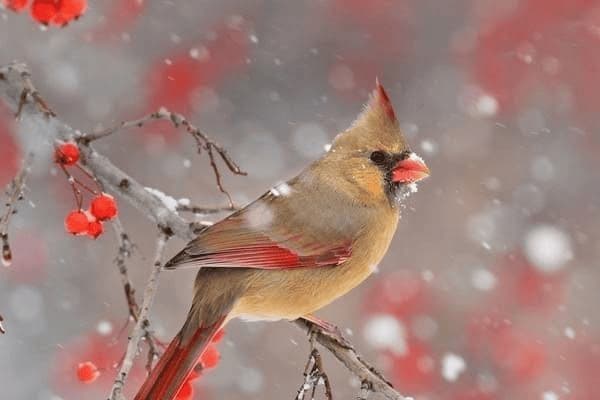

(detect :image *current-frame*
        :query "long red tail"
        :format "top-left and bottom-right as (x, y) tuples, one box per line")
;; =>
(134, 315), (226, 400)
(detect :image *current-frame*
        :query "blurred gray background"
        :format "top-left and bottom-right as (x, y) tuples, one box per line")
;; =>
(1, 1), (599, 399)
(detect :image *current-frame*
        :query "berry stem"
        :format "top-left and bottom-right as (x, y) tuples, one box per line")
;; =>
(59, 164), (84, 209)
(74, 162), (104, 192)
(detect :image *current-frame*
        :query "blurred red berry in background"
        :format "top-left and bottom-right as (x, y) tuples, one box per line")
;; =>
(2, 0), (29, 12)
(363, 270), (432, 319)
(470, 0), (600, 115)
(175, 379), (194, 400)
(491, 329), (547, 381)
(449, 384), (498, 400)
(89, 0), (145, 41)
(0, 111), (20, 188)
(211, 328), (225, 343)
(142, 20), (251, 142)
(389, 338), (437, 393)
(53, 329), (144, 397)
(493, 253), (568, 313)
(199, 343), (220, 369)
(175, 369), (201, 400)
(76, 361), (100, 384)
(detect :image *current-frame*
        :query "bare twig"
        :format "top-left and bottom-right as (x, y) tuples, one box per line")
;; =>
(111, 218), (162, 374)
(109, 231), (169, 400)
(176, 203), (237, 215)
(80, 108), (247, 207)
(0, 63), (55, 119)
(358, 380), (372, 400)
(112, 218), (139, 319)
(0, 154), (33, 336)
(295, 319), (411, 400)
(296, 330), (333, 400)
(1, 154), (33, 268)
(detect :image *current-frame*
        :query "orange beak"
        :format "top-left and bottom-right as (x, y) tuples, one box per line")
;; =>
(391, 153), (430, 183)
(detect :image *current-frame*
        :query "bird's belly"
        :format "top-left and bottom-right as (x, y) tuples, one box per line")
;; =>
(230, 261), (374, 321)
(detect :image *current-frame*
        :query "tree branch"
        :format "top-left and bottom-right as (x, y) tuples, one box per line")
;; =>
(110, 231), (169, 400)
(112, 218), (139, 320)
(0, 154), (33, 335)
(295, 330), (333, 400)
(111, 218), (163, 374)
(80, 107), (247, 208)
(1, 153), (33, 268)
(294, 319), (411, 400)
(175, 203), (237, 215)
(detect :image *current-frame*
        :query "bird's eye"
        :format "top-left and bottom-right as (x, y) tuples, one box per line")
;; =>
(370, 151), (387, 165)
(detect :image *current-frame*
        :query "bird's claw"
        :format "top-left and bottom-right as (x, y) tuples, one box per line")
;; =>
(301, 315), (353, 349)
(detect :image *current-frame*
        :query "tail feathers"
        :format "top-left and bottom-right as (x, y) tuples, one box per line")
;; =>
(134, 316), (226, 400)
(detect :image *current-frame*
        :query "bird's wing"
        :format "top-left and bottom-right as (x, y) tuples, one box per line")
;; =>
(165, 192), (352, 270)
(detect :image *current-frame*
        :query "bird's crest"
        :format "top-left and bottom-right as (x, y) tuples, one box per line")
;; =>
(331, 80), (408, 154)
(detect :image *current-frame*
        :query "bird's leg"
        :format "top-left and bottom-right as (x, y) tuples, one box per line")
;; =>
(303, 314), (339, 333)
(301, 314), (352, 349)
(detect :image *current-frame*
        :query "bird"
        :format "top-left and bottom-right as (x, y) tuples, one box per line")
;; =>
(134, 81), (430, 400)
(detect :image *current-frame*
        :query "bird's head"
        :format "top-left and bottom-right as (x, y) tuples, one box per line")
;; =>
(319, 81), (430, 207)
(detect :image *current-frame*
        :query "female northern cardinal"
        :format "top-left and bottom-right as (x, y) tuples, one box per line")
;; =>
(134, 81), (430, 400)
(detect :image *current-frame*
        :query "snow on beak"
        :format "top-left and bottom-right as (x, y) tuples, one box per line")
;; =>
(391, 152), (430, 183)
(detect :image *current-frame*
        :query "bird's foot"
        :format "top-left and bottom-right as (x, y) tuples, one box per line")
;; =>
(302, 314), (352, 349)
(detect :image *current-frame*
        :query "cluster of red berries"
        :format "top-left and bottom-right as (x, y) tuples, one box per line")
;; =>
(55, 142), (118, 239)
(175, 329), (224, 400)
(2, 0), (87, 26)
(64, 194), (117, 239)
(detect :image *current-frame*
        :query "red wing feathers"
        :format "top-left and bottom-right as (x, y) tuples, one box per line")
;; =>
(165, 195), (352, 270)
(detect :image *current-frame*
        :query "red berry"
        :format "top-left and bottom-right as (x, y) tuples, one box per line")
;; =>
(53, 0), (86, 25)
(189, 368), (201, 381)
(30, 0), (59, 25)
(199, 344), (220, 369)
(175, 379), (194, 400)
(3, 0), (29, 12)
(87, 219), (104, 239)
(55, 142), (80, 166)
(90, 193), (118, 221)
(65, 210), (88, 235)
(390, 339), (436, 393)
(211, 329), (225, 343)
(76, 361), (100, 383)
